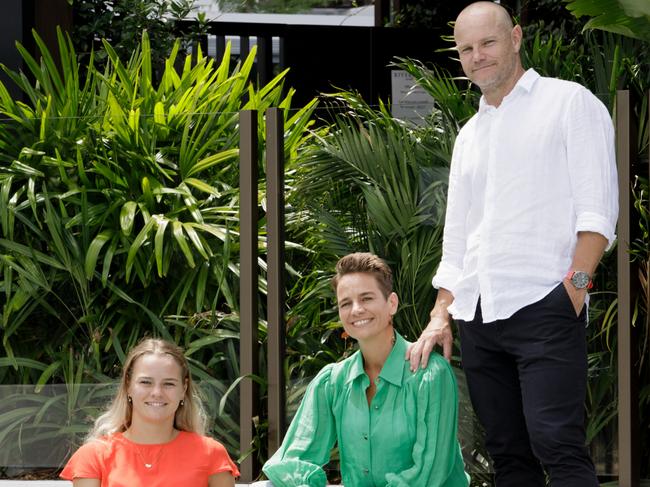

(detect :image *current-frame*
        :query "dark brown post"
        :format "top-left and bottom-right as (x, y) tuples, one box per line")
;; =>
(240, 36), (251, 61)
(257, 35), (274, 86)
(265, 108), (286, 455)
(375, 0), (390, 26)
(615, 90), (640, 487)
(216, 32), (226, 65)
(1, 1), (24, 100)
(34, 0), (73, 41)
(239, 110), (260, 482)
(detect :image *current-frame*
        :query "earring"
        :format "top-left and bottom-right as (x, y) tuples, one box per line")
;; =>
(179, 399), (185, 407)
(128, 396), (132, 404)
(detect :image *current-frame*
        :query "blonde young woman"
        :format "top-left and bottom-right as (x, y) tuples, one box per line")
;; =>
(61, 338), (239, 486)
(262, 253), (469, 486)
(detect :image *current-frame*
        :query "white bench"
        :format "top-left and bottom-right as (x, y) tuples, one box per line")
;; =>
(0, 482), (339, 486)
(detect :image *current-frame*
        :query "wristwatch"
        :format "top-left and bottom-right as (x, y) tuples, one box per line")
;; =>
(566, 270), (593, 290)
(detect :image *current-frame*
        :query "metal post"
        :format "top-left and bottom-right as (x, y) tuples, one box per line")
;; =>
(615, 89), (639, 487)
(216, 34), (226, 65)
(257, 35), (273, 86)
(240, 35), (250, 61)
(0, 0), (24, 100)
(375, 0), (390, 27)
(265, 108), (286, 455)
(239, 110), (260, 482)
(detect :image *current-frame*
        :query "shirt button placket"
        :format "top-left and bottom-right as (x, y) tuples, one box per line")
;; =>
(365, 394), (374, 483)
(368, 389), (379, 485)
(481, 109), (498, 322)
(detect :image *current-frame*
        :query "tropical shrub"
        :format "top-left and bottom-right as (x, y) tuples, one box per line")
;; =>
(72, 0), (209, 73)
(565, 0), (650, 43)
(561, 3), (650, 476)
(0, 27), (316, 470)
(290, 90), (449, 341)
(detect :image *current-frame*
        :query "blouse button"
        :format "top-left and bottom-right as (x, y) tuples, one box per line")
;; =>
(362, 433), (368, 440)
(363, 468), (369, 475)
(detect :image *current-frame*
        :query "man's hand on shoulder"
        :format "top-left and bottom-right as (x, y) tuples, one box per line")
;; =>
(405, 288), (455, 370)
(406, 315), (453, 371)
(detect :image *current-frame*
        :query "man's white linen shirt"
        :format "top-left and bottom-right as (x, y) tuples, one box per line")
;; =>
(432, 69), (618, 323)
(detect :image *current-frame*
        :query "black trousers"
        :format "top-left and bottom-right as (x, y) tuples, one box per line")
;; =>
(458, 283), (598, 487)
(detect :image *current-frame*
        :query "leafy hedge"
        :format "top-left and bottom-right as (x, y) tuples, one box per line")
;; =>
(0, 28), (316, 463)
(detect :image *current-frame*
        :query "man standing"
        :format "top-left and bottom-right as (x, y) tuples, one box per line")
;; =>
(406, 2), (618, 486)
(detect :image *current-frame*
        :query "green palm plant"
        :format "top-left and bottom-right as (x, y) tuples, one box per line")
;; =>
(561, 2), (650, 476)
(290, 91), (451, 340)
(564, 0), (650, 42)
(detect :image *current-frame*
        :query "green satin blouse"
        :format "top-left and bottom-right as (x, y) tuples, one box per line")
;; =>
(262, 332), (470, 486)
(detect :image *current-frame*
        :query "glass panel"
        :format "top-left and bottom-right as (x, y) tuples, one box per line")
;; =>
(0, 381), (238, 472)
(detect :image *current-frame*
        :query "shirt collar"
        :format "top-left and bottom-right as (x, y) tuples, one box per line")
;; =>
(479, 68), (540, 112)
(344, 331), (408, 387)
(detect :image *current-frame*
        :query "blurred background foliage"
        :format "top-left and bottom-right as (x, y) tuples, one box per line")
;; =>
(215, 0), (373, 14)
(0, 0), (648, 483)
(71, 0), (210, 72)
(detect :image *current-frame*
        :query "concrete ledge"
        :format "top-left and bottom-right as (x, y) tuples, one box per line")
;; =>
(0, 484), (272, 486)
(0, 484), (262, 486)
(0, 484), (268, 486)
(0, 483), (339, 486)
(0, 483), (70, 486)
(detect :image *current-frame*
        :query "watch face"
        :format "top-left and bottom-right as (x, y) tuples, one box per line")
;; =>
(571, 271), (591, 289)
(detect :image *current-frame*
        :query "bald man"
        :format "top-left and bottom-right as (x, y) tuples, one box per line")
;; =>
(406, 2), (617, 486)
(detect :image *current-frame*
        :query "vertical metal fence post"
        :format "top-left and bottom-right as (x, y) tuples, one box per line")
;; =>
(374, 0), (389, 26)
(265, 107), (286, 455)
(257, 35), (273, 86)
(215, 30), (226, 66)
(616, 90), (640, 487)
(239, 109), (260, 482)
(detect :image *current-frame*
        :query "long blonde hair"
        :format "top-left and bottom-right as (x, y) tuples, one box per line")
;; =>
(87, 338), (207, 440)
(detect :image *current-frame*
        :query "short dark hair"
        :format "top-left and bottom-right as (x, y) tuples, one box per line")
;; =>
(331, 252), (393, 298)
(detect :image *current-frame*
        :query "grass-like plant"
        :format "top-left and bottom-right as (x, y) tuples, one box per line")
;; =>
(0, 26), (317, 465)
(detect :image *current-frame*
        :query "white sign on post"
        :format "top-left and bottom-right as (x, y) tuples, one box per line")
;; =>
(390, 70), (435, 126)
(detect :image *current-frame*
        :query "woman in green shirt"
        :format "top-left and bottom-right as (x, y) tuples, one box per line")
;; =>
(262, 252), (469, 486)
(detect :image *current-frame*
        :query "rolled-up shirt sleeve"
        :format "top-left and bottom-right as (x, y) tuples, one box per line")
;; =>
(565, 87), (618, 249)
(432, 129), (470, 293)
(262, 365), (337, 487)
